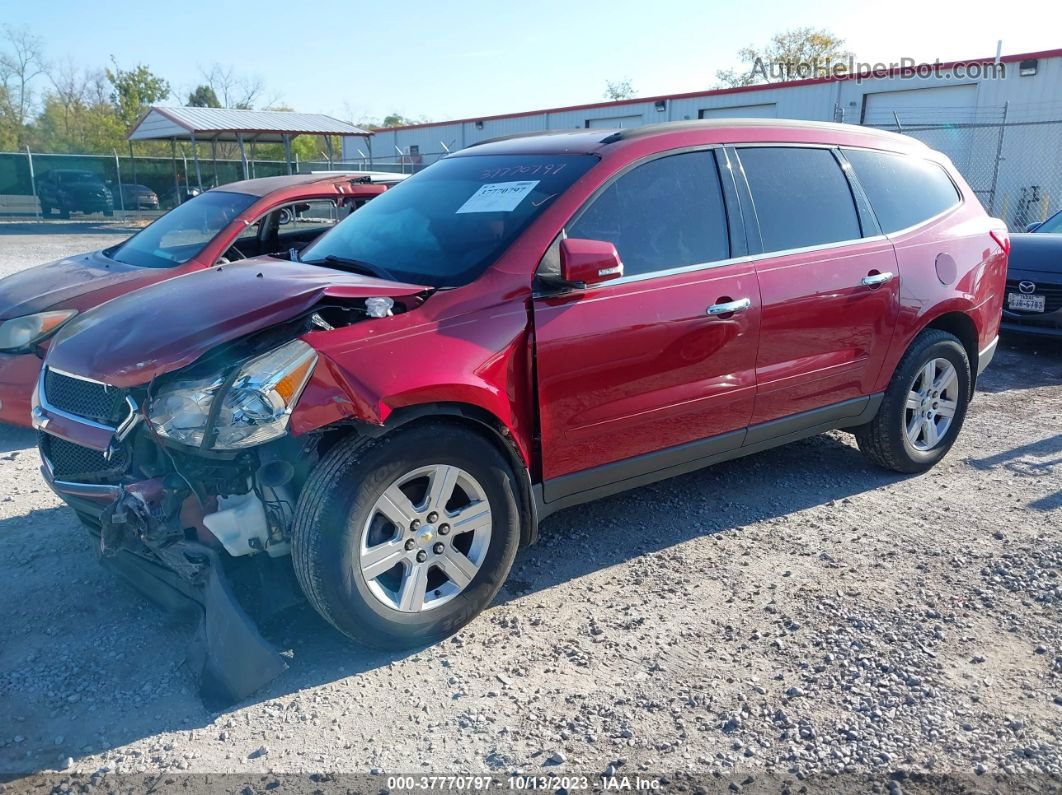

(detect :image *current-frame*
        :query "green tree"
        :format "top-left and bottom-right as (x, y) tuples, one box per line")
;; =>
(106, 58), (170, 131)
(604, 79), (635, 101)
(187, 84), (220, 108)
(715, 27), (852, 88)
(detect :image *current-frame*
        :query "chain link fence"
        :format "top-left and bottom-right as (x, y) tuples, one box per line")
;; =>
(3, 105), (1061, 229)
(861, 103), (1062, 231)
(0, 149), (405, 220)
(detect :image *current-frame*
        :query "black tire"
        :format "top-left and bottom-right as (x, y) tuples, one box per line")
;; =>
(855, 329), (972, 473)
(41, 203), (53, 217)
(291, 423), (521, 649)
(58, 204), (70, 219)
(103, 209), (114, 217)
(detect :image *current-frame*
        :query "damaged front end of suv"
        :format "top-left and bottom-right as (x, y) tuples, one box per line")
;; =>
(33, 260), (431, 708)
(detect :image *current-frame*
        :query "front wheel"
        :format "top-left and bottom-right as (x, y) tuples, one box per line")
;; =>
(855, 329), (972, 473)
(291, 424), (521, 649)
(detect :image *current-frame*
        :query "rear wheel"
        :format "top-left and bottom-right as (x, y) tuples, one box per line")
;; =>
(855, 329), (971, 473)
(58, 204), (70, 219)
(291, 424), (521, 649)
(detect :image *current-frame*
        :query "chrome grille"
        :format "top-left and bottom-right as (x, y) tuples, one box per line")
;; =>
(1006, 279), (1062, 314)
(38, 432), (129, 482)
(43, 369), (130, 425)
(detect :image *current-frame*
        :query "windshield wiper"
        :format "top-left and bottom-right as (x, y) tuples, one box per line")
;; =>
(303, 254), (396, 281)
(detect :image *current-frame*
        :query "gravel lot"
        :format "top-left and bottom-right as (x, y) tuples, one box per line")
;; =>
(1, 224), (1060, 786)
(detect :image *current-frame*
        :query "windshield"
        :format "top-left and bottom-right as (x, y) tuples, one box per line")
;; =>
(299, 154), (598, 286)
(1036, 211), (1062, 233)
(109, 190), (257, 268)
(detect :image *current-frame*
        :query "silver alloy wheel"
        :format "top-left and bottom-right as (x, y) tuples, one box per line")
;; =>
(359, 464), (492, 613)
(905, 357), (960, 452)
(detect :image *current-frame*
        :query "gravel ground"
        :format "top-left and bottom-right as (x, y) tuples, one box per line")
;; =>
(0, 225), (1060, 786)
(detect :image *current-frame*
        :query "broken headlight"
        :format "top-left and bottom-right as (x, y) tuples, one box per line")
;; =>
(148, 340), (317, 450)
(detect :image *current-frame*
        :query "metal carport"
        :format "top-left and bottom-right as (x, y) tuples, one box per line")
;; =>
(127, 106), (373, 192)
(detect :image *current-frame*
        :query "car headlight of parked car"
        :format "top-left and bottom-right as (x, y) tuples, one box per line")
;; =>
(148, 339), (317, 449)
(0, 310), (77, 352)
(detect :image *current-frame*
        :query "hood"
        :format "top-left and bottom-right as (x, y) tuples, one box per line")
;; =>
(1009, 233), (1062, 275)
(0, 249), (162, 319)
(45, 257), (429, 387)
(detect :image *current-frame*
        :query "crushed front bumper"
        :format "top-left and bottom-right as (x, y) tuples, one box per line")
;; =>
(36, 384), (288, 709)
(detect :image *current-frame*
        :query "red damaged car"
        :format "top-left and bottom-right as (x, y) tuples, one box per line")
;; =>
(0, 172), (403, 426)
(34, 120), (1007, 704)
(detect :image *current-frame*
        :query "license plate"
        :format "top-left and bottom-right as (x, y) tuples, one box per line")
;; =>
(1008, 292), (1045, 312)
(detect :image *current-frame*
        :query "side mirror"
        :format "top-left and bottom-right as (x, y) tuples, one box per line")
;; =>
(1026, 222), (1042, 233)
(560, 238), (623, 286)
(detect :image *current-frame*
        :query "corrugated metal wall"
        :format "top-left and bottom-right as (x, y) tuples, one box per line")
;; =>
(344, 56), (1062, 168)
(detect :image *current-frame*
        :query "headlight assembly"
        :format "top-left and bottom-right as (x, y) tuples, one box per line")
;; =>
(148, 340), (317, 450)
(0, 310), (77, 352)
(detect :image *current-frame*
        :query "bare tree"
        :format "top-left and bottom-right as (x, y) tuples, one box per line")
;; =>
(199, 63), (273, 109)
(0, 24), (47, 144)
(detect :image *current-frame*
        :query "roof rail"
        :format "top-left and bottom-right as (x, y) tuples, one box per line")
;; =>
(598, 118), (921, 145)
(465, 129), (586, 148)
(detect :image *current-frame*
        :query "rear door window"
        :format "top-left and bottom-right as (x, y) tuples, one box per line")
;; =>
(843, 148), (961, 233)
(738, 147), (862, 253)
(566, 151), (730, 277)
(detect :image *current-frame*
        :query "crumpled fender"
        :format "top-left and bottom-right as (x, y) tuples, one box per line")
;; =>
(291, 296), (535, 469)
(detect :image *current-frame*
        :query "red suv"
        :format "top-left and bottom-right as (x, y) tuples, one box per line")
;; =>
(0, 172), (402, 426)
(34, 120), (1007, 704)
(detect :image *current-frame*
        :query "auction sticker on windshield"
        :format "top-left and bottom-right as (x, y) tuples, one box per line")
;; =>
(456, 180), (539, 213)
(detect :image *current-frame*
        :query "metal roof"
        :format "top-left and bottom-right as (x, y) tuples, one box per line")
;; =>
(128, 106), (372, 142)
(214, 172), (407, 197)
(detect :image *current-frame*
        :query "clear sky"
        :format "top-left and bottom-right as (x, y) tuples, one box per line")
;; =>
(5, 0), (1058, 125)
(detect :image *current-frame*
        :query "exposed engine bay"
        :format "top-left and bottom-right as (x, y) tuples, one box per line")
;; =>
(35, 291), (424, 707)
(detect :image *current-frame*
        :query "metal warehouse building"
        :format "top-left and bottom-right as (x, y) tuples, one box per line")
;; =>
(347, 48), (1062, 230)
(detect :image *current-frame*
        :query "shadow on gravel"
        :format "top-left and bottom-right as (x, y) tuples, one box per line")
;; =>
(0, 422), (36, 453)
(980, 334), (1062, 393)
(0, 427), (907, 775)
(500, 431), (907, 603)
(968, 433), (1062, 511)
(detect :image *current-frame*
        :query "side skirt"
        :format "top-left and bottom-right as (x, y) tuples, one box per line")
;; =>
(534, 393), (883, 521)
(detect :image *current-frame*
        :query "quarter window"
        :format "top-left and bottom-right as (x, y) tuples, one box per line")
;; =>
(739, 147), (862, 253)
(566, 151), (730, 277)
(843, 148), (961, 233)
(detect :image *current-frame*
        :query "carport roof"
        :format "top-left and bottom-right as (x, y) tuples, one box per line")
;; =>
(128, 106), (372, 142)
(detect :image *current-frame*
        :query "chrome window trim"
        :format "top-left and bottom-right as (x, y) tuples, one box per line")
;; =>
(602, 233), (890, 287)
(548, 139), (959, 292)
(552, 144), (732, 283)
(836, 145), (965, 239)
(607, 254), (757, 286)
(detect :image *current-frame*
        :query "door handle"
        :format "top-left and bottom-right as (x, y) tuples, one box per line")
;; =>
(706, 297), (752, 315)
(861, 271), (894, 287)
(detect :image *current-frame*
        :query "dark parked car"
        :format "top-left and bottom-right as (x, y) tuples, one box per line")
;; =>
(36, 169), (114, 218)
(1002, 208), (1062, 337)
(114, 182), (160, 210)
(34, 120), (1007, 706)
